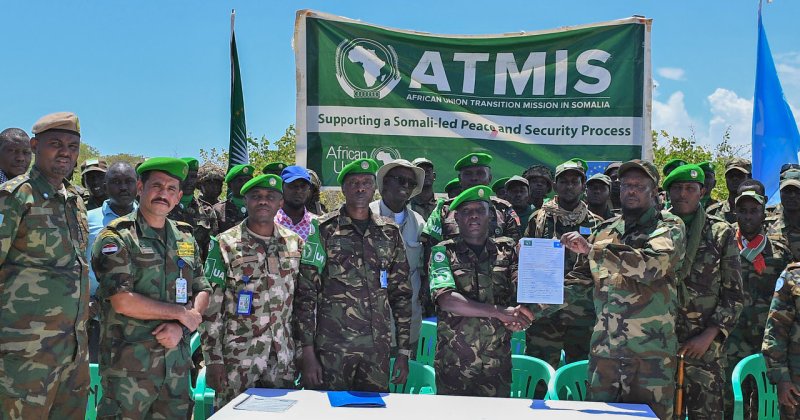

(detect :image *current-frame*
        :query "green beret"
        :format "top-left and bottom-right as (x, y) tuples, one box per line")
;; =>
(492, 177), (511, 193)
(450, 185), (492, 210)
(136, 157), (189, 181)
(337, 158), (378, 185)
(180, 157), (199, 171)
(569, 158), (588, 172)
(262, 161), (288, 174)
(444, 178), (461, 193)
(662, 164), (705, 191)
(735, 190), (766, 206)
(698, 161), (715, 174)
(225, 164), (255, 184)
(241, 174), (283, 196)
(662, 158), (688, 176)
(555, 160), (586, 180)
(454, 152), (492, 171)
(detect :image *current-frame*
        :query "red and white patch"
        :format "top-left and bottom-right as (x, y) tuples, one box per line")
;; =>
(101, 243), (119, 255)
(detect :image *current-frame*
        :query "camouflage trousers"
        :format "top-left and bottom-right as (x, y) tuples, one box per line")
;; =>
(525, 304), (593, 367)
(679, 357), (725, 420)
(215, 352), (297, 408)
(434, 349), (511, 397)
(315, 348), (389, 392)
(587, 356), (676, 420)
(0, 352), (89, 419)
(97, 374), (191, 419)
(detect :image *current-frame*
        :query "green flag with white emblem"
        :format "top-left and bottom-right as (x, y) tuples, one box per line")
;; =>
(204, 236), (226, 288)
(301, 218), (327, 272)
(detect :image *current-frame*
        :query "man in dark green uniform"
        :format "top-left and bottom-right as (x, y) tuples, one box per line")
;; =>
(707, 158), (752, 224)
(214, 163), (254, 233)
(167, 157), (218, 261)
(410, 158), (437, 220)
(505, 175), (535, 226)
(768, 170), (800, 261)
(585, 173), (617, 220)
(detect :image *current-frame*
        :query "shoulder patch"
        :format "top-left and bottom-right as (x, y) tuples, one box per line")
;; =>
(648, 226), (671, 239)
(0, 174), (30, 194)
(490, 196), (512, 208)
(101, 242), (119, 255)
(175, 220), (194, 233)
(107, 215), (135, 230)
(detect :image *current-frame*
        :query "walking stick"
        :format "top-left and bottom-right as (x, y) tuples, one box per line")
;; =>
(675, 352), (686, 418)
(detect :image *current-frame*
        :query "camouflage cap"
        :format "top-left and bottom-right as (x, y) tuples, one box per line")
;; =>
(450, 185), (492, 210)
(505, 175), (529, 189)
(555, 160), (586, 181)
(80, 159), (108, 176)
(180, 157), (199, 171)
(32, 111), (80, 136)
(412, 157), (434, 168)
(619, 159), (660, 185)
(241, 174), (283, 195)
(725, 158), (752, 175)
(662, 163), (705, 191)
(735, 190), (766, 206)
(454, 152), (492, 171)
(662, 158), (688, 176)
(337, 158), (378, 185)
(780, 170), (800, 191)
(136, 157), (189, 181)
(307, 169), (322, 188)
(444, 177), (461, 192)
(587, 173), (612, 187)
(604, 161), (622, 175)
(262, 161), (288, 175)
(197, 162), (225, 183)
(491, 177), (511, 193)
(569, 158), (589, 172)
(523, 164), (554, 186)
(224, 164), (255, 184)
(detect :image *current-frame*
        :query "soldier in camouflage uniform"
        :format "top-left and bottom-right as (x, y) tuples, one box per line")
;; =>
(295, 158), (413, 392)
(707, 158), (752, 224)
(202, 174), (304, 407)
(505, 176), (535, 228)
(533, 160), (686, 420)
(0, 112), (89, 419)
(167, 157), (218, 261)
(523, 164), (553, 210)
(586, 173), (617, 221)
(699, 161), (718, 209)
(767, 170), (800, 261)
(197, 162), (225, 206)
(664, 164), (743, 419)
(604, 161), (622, 210)
(92, 157), (211, 419)
(429, 185), (531, 397)
(420, 153), (521, 316)
(0, 127), (32, 184)
(524, 161), (603, 367)
(214, 163), (254, 233)
(410, 158), (437, 221)
(762, 263), (800, 419)
(80, 159), (108, 211)
(724, 185), (792, 418)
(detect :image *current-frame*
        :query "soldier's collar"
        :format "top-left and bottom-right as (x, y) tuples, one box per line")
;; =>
(136, 210), (180, 242)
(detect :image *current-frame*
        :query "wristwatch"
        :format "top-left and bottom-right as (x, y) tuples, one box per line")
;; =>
(398, 349), (412, 358)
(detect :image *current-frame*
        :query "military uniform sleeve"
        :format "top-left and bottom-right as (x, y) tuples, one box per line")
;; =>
(92, 229), (134, 299)
(387, 229), (413, 352)
(523, 209), (539, 238)
(201, 260), (236, 366)
(710, 225), (744, 338)
(598, 220), (686, 286)
(429, 244), (457, 303)
(191, 237), (212, 295)
(0, 192), (23, 266)
(762, 270), (797, 384)
(503, 206), (522, 241)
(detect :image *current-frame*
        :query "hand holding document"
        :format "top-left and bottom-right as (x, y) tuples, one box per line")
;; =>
(517, 238), (565, 304)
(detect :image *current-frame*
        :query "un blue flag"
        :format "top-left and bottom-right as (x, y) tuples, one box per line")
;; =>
(752, 11), (800, 205)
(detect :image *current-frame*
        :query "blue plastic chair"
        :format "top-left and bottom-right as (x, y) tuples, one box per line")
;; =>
(84, 363), (102, 420)
(547, 360), (589, 401)
(415, 320), (437, 367)
(511, 355), (555, 399)
(388, 357), (436, 394)
(189, 332), (216, 420)
(732, 353), (779, 420)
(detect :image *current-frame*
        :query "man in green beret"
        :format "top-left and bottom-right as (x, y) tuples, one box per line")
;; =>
(410, 158), (437, 220)
(662, 158), (688, 177)
(707, 158), (752, 224)
(444, 177), (461, 199)
(585, 173), (617, 220)
(202, 174), (304, 407)
(505, 176), (535, 227)
(92, 157), (211, 418)
(0, 112), (90, 418)
(664, 163), (743, 419)
(214, 163), (255, 233)
(768, 171), (800, 261)
(698, 161), (718, 209)
(81, 159), (108, 210)
(168, 157), (218, 261)
(491, 176), (511, 201)
(429, 185), (532, 397)
(524, 160), (603, 369)
(569, 157), (588, 173)
(262, 161), (288, 176)
(295, 158), (413, 392)
(523, 164), (553, 210)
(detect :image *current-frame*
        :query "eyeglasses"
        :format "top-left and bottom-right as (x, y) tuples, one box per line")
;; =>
(620, 183), (651, 193)
(385, 175), (418, 189)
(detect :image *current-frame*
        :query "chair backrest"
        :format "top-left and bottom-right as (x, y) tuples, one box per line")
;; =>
(547, 360), (589, 401)
(511, 331), (527, 355)
(511, 355), (555, 399)
(85, 363), (102, 420)
(389, 357), (437, 394)
(415, 320), (437, 367)
(732, 353), (780, 420)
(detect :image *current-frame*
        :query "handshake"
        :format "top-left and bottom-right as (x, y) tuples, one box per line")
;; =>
(497, 305), (534, 332)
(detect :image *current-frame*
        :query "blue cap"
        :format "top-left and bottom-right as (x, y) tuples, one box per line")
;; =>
(281, 165), (311, 184)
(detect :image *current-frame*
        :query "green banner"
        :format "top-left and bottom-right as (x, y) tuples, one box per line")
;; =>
(295, 10), (652, 189)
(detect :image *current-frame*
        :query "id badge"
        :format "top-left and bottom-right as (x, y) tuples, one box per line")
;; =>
(237, 291), (253, 315)
(380, 270), (388, 289)
(579, 226), (592, 236)
(175, 277), (188, 304)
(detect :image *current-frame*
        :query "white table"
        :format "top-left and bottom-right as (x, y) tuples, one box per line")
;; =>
(210, 388), (658, 419)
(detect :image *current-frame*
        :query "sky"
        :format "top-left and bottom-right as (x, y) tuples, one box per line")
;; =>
(2, 1), (799, 158)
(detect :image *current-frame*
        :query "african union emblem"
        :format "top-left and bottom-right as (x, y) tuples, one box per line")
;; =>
(370, 147), (401, 166)
(335, 38), (401, 99)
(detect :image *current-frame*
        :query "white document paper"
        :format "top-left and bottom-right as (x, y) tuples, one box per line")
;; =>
(233, 395), (298, 412)
(517, 238), (565, 304)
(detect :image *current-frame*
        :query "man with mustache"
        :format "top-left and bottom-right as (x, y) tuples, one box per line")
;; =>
(429, 185), (532, 397)
(92, 157), (211, 418)
(86, 161), (139, 363)
(664, 164), (743, 419)
(167, 157), (218, 261)
(707, 158), (752, 224)
(0, 127), (32, 184)
(80, 159), (108, 211)
(534, 160), (686, 419)
(214, 163), (255, 233)
(0, 112), (90, 419)
(296, 158), (413, 392)
(370, 159), (426, 354)
(203, 174), (304, 407)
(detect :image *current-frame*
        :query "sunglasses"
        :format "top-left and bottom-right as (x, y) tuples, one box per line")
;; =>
(385, 175), (418, 188)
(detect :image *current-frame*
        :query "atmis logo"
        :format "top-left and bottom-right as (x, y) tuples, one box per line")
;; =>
(335, 38), (401, 99)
